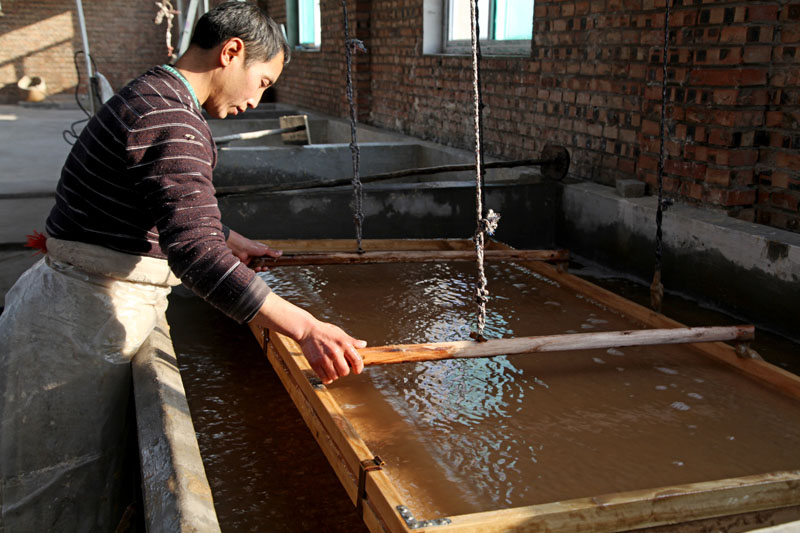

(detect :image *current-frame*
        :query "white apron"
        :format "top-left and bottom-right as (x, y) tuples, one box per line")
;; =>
(0, 238), (181, 532)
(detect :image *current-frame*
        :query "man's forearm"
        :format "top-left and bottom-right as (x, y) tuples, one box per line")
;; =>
(248, 292), (366, 384)
(249, 292), (316, 341)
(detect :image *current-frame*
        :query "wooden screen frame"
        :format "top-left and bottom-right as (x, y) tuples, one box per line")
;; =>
(248, 238), (800, 532)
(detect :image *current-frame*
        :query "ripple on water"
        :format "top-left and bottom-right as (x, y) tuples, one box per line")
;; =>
(252, 261), (800, 519)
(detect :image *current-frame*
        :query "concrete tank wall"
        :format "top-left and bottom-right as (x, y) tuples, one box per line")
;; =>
(558, 182), (800, 341)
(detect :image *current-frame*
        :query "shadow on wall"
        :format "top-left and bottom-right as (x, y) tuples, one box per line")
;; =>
(0, 1), (174, 105)
(0, 7), (80, 104)
(0, 39), (75, 103)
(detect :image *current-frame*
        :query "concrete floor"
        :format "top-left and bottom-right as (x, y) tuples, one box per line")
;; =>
(0, 103), (85, 301)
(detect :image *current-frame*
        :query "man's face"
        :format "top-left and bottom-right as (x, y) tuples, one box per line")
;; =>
(206, 49), (284, 119)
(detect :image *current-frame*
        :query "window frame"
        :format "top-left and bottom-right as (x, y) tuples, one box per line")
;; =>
(441, 0), (533, 56)
(285, 0), (322, 52)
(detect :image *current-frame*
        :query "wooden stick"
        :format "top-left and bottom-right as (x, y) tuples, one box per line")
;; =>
(359, 325), (755, 366)
(252, 248), (569, 268)
(213, 124), (305, 145)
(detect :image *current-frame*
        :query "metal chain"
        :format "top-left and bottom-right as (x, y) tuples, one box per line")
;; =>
(469, 0), (500, 340)
(651, 0), (673, 311)
(342, 0), (367, 252)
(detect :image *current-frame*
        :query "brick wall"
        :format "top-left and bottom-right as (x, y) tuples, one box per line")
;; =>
(2, 0), (796, 231)
(0, 0), (177, 104)
(266, 0), (800, 233)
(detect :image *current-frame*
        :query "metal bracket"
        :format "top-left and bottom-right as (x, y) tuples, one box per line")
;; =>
(308, 376), (325, 390)
(260, 328), (270, 356)
(396, 505), (451, 529)
(355, 456), (384, 516)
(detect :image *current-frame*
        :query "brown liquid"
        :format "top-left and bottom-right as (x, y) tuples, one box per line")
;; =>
(169, 298), (368, 532)
(256, 262), (800, 520)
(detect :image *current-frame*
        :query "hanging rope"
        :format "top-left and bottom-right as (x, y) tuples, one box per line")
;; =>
(469, 0), (500, 341)
(342, 0), (367, 252)
(154, 0), (179, 60)
(650, 0), (673, 312)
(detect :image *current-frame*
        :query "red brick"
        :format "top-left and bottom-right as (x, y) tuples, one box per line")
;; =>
(733, 169), (755, 186)
(665, 159), (707, 180)
(720, 26), (748, 44)
(772, 172), (791, 189)
(705, 129), (728, 146)
(714, 47), (743, 65)
(776, 151), (800, 169)
(705, 167), (732, 186)
(770, 191), (800, 211)
(706, 187), (756, 206)
(641, 119), (660, 136)
(638, 154), (658, 171)
(689, 68), (768, 87)
(712, 89), (739, 105)
(748, 5), (780, 22)
(744, 46), (772, 63)
(683, 181), (704, 201)
(619, 158), (636, 174)
(781, 23), (800, 44)
(729, 149), (759, 167)
(766, 111), (785, 127)
(728, 189), (758, 206)
(686, 144), (709, 162)
(739, 89), (770, 105)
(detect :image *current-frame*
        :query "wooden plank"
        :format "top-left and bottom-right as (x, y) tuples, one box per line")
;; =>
(256, 238), (474, 253)
(436, 471), (800, 532)
(262, 339), (358, 501)
(278, 114), (311, 145)
(359, 326), (755, 366)
(495, 247), (800, 401)
(250, 324), (412, 532)
(213, 124), (305, 145)
(249, 323), (401, 532)
(251, 249), (569, 268)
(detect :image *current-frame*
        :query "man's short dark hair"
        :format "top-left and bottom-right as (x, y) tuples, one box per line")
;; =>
(190, 2), (291, 65)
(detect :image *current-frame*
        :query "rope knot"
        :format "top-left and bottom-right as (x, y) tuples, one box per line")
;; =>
(479, 209), (501, 236)
(153, 1), (177, 24)
(347, 39), (367, 54)
(154, 1), (179, 58)
(475, 287), (489, 306)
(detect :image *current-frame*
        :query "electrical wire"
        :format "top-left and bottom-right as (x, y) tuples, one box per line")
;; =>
(62, 50), (97, 145)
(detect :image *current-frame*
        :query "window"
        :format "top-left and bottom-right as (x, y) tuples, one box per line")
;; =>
(425, 0), (533, 55)
(285, 0), (321, 50)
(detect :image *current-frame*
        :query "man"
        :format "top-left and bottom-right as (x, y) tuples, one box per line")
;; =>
(0, 3), (364, 530)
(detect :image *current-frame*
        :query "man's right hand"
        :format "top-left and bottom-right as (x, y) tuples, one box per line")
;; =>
(297, 320), (366, 384)
(250, 292), (367, 384)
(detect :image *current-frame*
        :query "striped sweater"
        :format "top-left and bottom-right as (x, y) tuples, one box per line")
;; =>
(46, 66), (269, 323)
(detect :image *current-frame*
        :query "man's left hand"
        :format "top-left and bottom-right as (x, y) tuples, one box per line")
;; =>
(226, 229), (282, 272)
